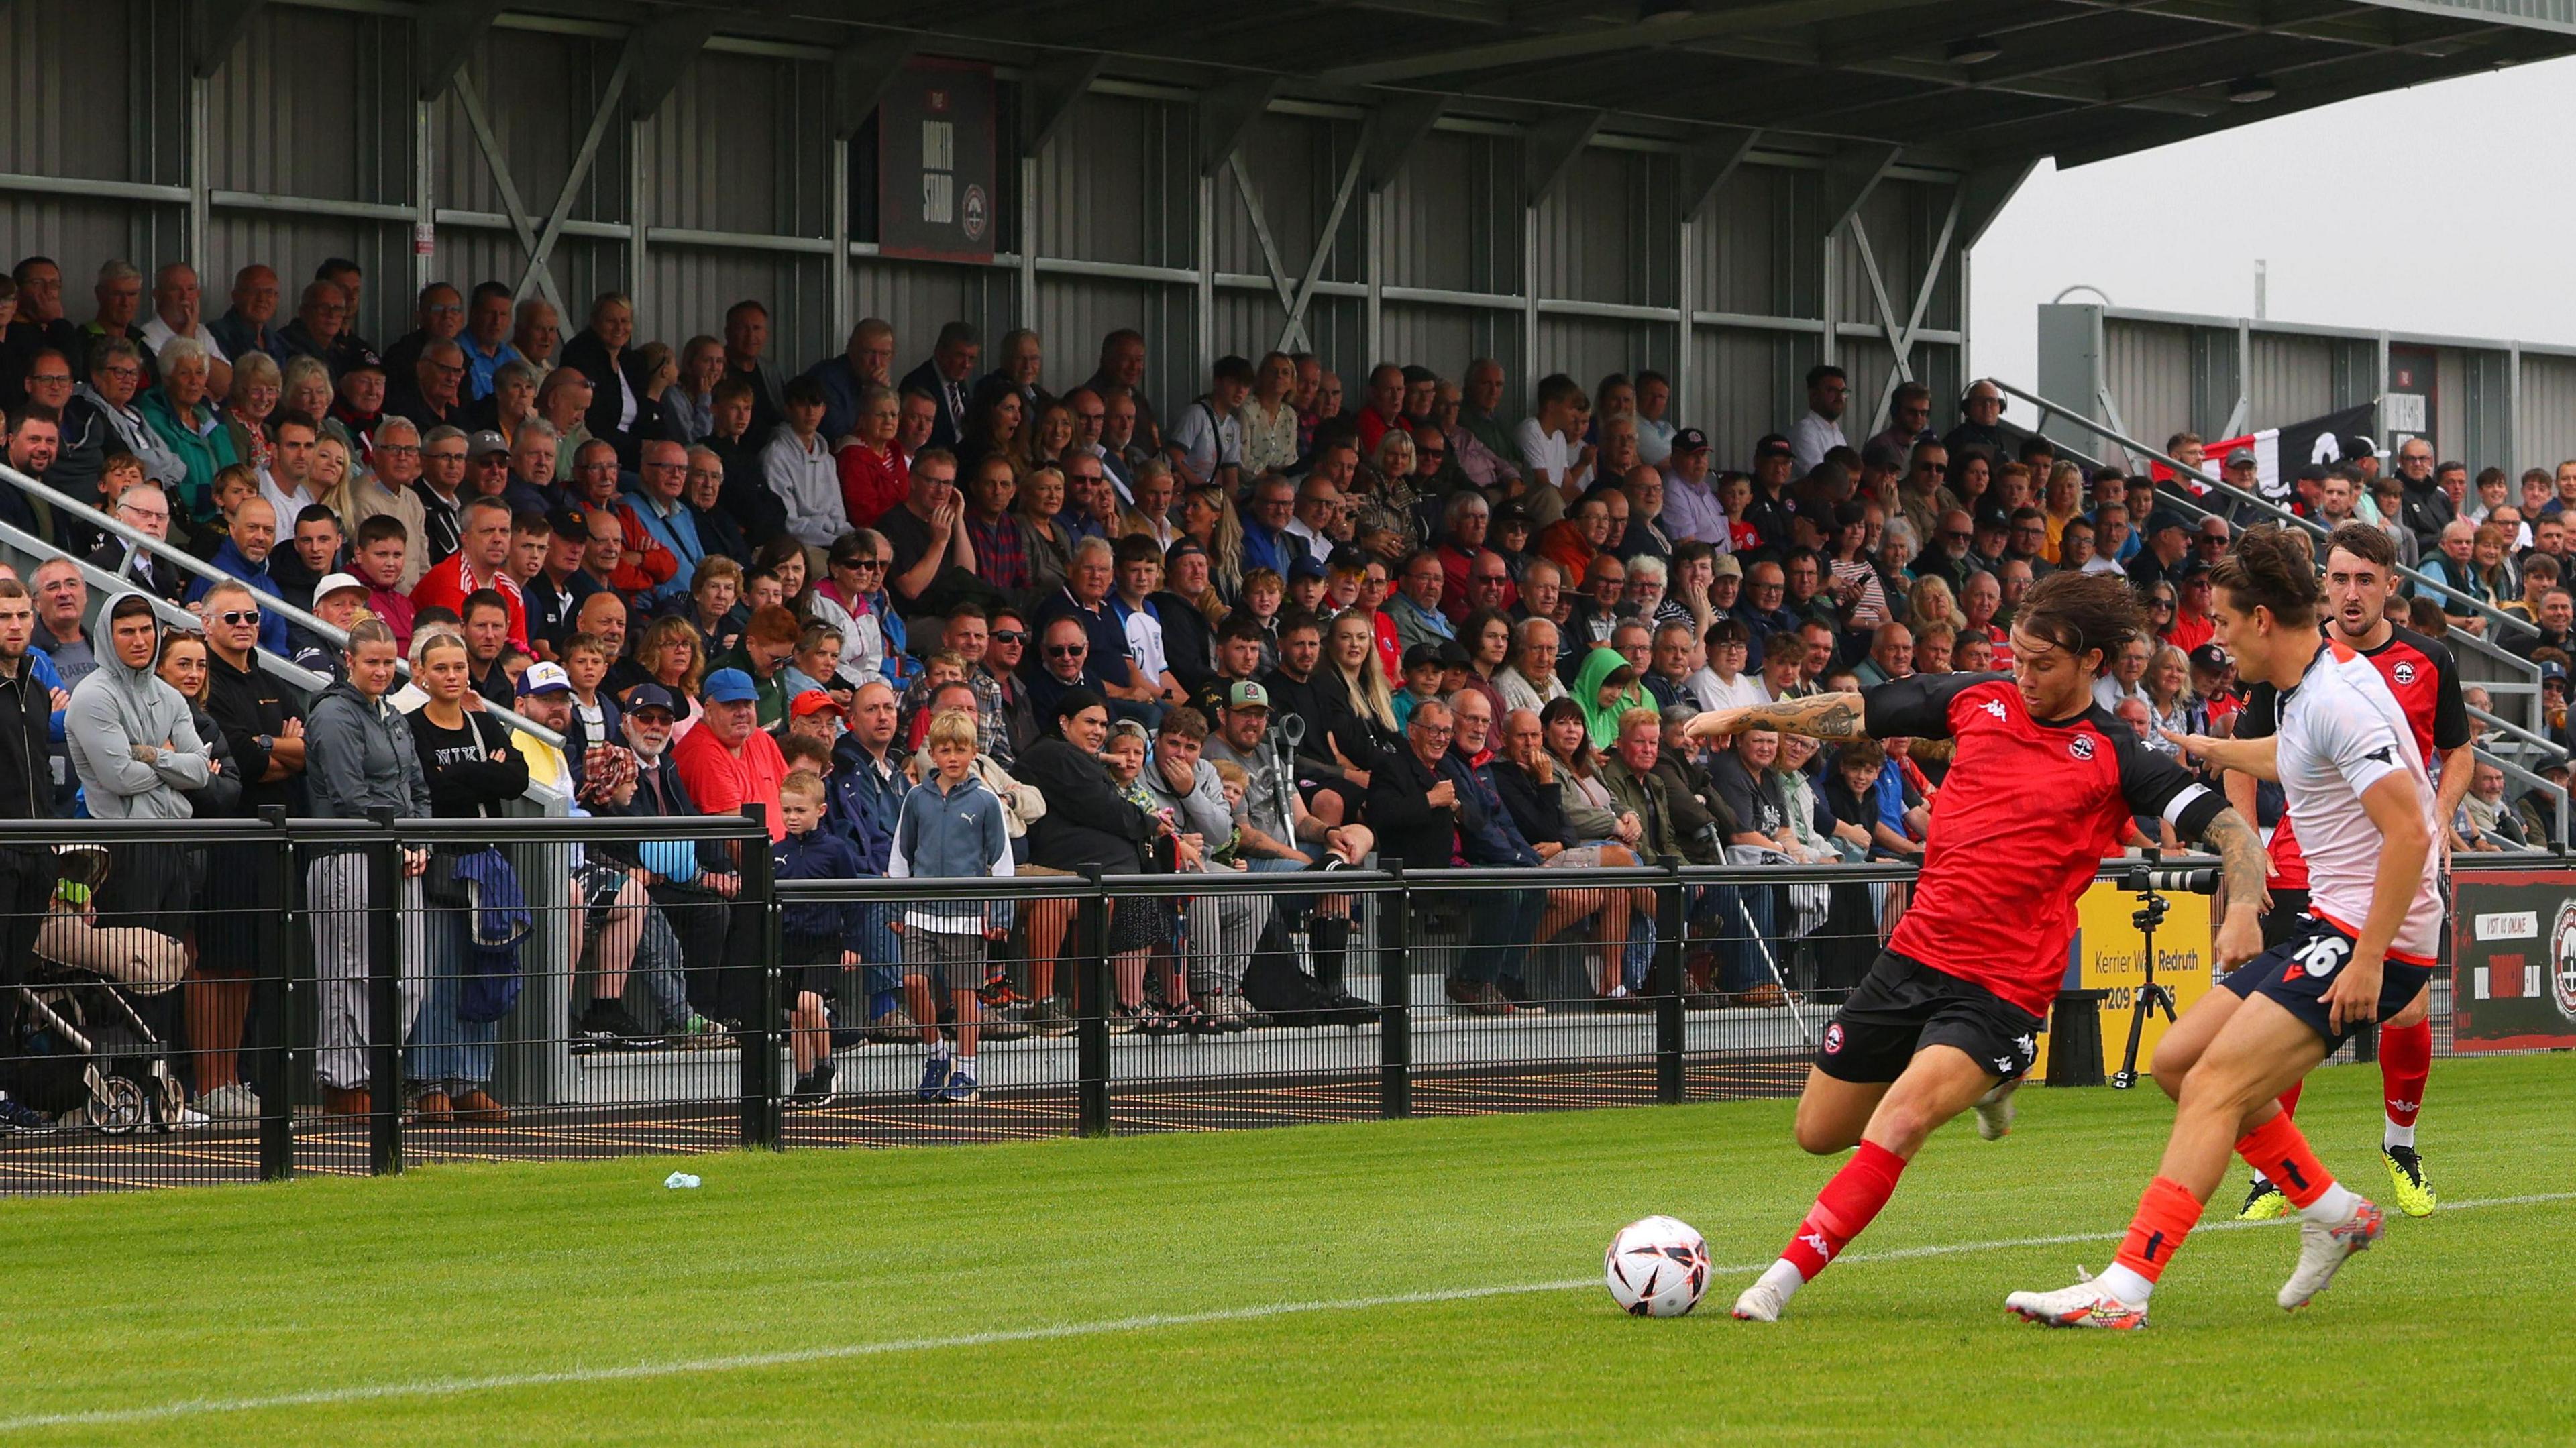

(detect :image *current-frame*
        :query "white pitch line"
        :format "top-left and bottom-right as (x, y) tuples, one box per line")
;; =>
(5, 1190), (2569, 1434)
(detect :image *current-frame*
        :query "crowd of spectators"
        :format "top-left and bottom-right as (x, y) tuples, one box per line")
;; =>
(0, 246), (2561, 1123)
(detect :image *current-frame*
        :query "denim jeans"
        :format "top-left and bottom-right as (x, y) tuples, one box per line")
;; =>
(405, 906), (494, 1095)
(1448, 887), (1546, 987)
(1695, 883), (1777, 993)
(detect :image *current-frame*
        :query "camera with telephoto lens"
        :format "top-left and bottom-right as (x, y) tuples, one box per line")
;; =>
(2120, 862), (2220, 895)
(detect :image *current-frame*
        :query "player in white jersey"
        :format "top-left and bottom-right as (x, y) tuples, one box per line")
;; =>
(2005, 527), (2435, 1329)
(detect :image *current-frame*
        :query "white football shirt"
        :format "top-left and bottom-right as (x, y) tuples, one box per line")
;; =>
(2274, 640), (2443, 964)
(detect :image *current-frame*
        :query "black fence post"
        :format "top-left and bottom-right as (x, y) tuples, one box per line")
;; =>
(1075, 867), (1110, 1137)
(364, 806), (402, 1175)
(252, 807), (294, 1182)
(1379, 860), (1410, 1119)
(738, 805), (782, 1150)
(1653, 856), (1686, 1106)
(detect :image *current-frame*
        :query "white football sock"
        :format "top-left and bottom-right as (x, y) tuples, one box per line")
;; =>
(2250, 1170), (2272, 1188)
(2383, 1119), (2415, 1150)
(1754, 1258), (1805, 1301)
(2300, 1182), (2360, 1225)
(2095, 1262), (2154, 1305)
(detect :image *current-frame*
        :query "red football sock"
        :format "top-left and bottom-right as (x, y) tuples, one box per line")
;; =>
(2273, 1078), (2304, 1120)
(2236, 1113), (2335, 1209)
(2379, 1018), (2431, 1129)
(1778, 1141), (1907, 1282)
(2111, 1176), (2205, 1284)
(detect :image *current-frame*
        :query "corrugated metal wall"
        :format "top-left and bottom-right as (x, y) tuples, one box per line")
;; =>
(1, 1), (1972, 474)
(2080, 309), (2576, 477)
(2520, 354), (2576, 469)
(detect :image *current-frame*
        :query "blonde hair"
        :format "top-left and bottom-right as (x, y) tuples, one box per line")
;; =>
(780, 769), (827, 803)
(924, 708), (977, 752)
(1210, 759), (1250, 790)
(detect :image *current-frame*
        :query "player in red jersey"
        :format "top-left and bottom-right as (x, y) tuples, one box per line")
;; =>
(2225, 524), (2464, 1221)
(1689, 572), (2269, 1323)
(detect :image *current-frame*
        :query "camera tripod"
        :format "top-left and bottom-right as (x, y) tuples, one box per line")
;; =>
(2109, 849), (2218, 1090)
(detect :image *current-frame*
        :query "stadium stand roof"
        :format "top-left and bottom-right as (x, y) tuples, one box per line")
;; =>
(541, 0), (2576, 167)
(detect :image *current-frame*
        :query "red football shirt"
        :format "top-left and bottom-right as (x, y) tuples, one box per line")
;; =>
(1867, 673), (2222, 1017)
(2237, 625), (2466, 891)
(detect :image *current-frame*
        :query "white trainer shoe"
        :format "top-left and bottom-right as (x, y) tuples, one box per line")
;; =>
(2005, 1270), (2147, 1330)
(2278, 1197), (2385, 1311)
(1730, 1280), (1788, 1322)
(1972, 1078), (2020, 1141)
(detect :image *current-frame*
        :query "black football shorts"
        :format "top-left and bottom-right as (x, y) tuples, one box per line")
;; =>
(1816, 950), (2043, 1085)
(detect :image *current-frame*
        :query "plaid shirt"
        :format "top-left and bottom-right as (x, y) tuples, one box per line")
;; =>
(965, 511), (1029, 596)
(900, 667), (1007, 760)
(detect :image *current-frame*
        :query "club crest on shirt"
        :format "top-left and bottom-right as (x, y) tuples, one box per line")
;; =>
(2067, 734), (2095, 761)
(1823, 1021), (1845, 1054)
(2392, 661), (2416, 685)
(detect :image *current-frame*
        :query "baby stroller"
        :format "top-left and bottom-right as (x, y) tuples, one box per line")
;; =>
(6, 845), (191, 1133)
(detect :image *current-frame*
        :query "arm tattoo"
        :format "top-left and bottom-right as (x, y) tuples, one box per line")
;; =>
(1741, 691), (1866, 740)
(2198, 807), (2268, 909)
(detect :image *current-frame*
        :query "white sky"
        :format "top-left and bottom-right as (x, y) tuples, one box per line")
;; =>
(1966, 53), (2576, 394)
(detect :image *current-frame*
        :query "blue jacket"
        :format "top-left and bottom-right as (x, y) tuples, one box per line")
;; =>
(1440, 749), (1542, 868)
(187, 539), (289, 655)
(825, 732), (910, 873)
(889, 772), (1014, 932)
(771, 827), (869, 950)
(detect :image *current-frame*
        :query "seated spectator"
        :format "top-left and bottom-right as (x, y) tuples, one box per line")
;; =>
(1364, 696), (1545, 1015)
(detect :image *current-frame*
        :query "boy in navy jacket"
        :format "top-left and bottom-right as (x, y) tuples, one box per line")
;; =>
(774, 770), (868, 1105)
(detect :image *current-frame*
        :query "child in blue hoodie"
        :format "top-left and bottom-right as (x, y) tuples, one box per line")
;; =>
(888, 708), (1014, 1104)
(773, 770), (868, 1105)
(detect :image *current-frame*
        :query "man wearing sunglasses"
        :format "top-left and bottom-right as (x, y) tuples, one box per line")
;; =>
(201, 577), (309, 817)
(978, 606), (1038, 761)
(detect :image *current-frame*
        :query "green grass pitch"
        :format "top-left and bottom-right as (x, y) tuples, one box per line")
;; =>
(3, 1054), (2571, 1445)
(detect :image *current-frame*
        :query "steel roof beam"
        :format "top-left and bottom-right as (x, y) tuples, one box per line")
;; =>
(1318, 0), (1951, 87)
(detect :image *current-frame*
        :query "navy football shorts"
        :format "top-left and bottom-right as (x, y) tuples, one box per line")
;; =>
(2222, 913), (2434, 1053)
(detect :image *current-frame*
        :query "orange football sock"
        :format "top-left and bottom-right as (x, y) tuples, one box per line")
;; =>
(2236, 1113), (2334, 1209)
(2110, 1176), (2204, 1284)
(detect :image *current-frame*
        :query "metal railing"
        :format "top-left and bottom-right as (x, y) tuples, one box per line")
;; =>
(0, 811), (2544, 1194)
(0, 457), (566, 756)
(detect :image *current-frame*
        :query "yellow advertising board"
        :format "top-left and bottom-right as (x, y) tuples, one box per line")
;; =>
(2032, 878), (2220, 1081)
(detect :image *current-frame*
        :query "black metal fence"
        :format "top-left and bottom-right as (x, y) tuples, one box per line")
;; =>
(0, 813), (2535, 1193)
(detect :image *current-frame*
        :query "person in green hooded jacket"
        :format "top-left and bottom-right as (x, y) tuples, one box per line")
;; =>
(1571, 644), (1650, 750)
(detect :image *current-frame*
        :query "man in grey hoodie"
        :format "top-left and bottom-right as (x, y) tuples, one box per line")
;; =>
(301, 616), (433, 1117)
(64, 590), (211, 941)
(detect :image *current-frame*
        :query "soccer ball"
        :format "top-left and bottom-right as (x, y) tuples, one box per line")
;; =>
(1604, 1215), (1710, 1317)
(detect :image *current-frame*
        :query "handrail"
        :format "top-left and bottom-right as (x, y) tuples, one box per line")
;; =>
(0, 456), (566, 752)
(2470, 703), (2566, 759)
(1988, 378), (2538, 642)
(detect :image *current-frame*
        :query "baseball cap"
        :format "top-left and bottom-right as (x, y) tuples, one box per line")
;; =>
(2347, 433), (2379, 460)
(2176, 558), (2212, 581)
(1831, 500), (1869, 529)
(1711, 553), (1743, 579)
(2145, 508), (2189, 535)
(1753, 433), (1794, 460)
(1491, 502), (1532, 531)
(1324, 545), (1370, 575)
(789, 689), (839, 718)
(1436, 638), (1472, 668)
(546, 505), (589, 539)
(518, 661), (572, 698)
(1287, 551), (1328, 582)
(1671, 427), (1710, 453)
(1401, 642), (1446, 673)
(2543, 661), (2570, 687)
(2188, 643), (2230, 673)
(466, 429), (509, 459)
(2224, 446), (2256, 467)
(313, 571), (368, 602)
(345, 349), (386, 375)
(701, 667), (759, 705)
(620, 682), (678, 716)
(1225, 680), (1272, 712)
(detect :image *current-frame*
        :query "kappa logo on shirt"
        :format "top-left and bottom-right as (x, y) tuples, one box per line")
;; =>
(2067, 734), (2096, 761)
(1979, 699), (2008, 722)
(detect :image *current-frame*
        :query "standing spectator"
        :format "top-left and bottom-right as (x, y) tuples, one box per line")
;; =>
(558, 292), (651, 467)
(888, 710), (1016, 1103)
(411, 496), (527, 647)
(0, 579), (58, 1128)
(672, 666), (789, 1023)
(402, 629), (529, 1123)
(300, 618), (432, 1116)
